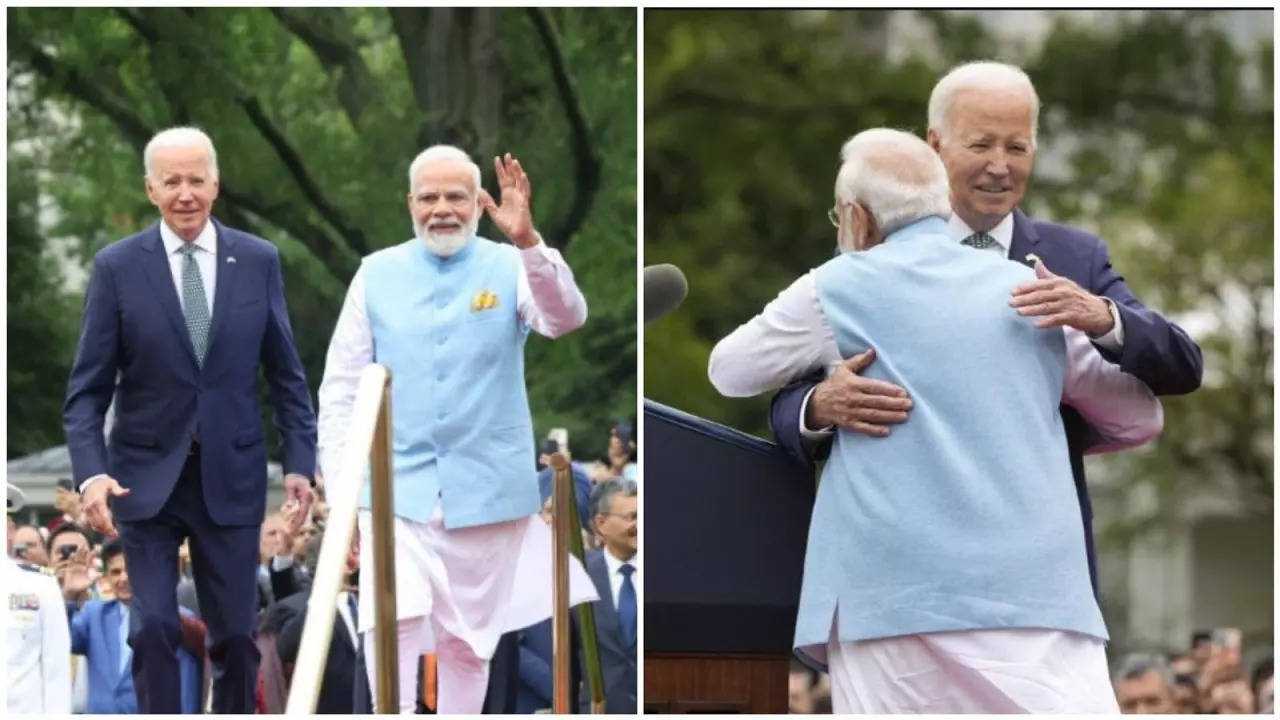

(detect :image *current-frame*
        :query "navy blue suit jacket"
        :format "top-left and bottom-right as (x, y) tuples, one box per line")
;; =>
(584, 550), (637, 714)
(769, 209), (1203, 596)
(64, 218), (316, 526)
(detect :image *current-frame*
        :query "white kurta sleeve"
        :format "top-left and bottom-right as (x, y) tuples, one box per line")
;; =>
(708, 271), (841, 398)
(516, 236), (587, 339)
(1061, 326), (1163, 453)
(38, 574), (72, 713)
(317, 267), (374, 490)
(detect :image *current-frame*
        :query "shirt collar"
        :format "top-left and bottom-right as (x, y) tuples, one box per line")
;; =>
(160, 219), (217, 257)
(948, 212), (1014, 256)
(603, 546), (637, 576)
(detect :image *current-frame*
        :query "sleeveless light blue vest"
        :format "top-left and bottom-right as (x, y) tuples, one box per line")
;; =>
(361, 236), (540, 528)
(795, 216), (1107, 665)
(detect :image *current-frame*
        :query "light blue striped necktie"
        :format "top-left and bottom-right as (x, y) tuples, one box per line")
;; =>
(177, 243), (211, 366)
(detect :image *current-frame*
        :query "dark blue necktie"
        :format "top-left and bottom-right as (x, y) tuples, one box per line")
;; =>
(618, 564), (636, 648)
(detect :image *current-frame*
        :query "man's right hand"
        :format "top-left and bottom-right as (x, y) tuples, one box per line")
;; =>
(805, 348), (913, 437)
(82, 476), (130, 539)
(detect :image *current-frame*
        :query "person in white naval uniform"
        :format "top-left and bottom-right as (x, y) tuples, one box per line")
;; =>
(318, 146), (596, 713)
(7, 484), (72, 714)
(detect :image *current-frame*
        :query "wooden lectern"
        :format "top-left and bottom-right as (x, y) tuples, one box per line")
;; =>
(643, 400), (815, 714)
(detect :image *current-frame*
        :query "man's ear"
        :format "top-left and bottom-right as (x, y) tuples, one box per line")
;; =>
(926, 127), (942, 153)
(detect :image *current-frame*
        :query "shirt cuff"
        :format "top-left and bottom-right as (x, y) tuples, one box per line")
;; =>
(1090, 297), (1124, 352)
(518, 231), (547, 256)
(79, 474), (110, 494)
(799, 387), (836, 440)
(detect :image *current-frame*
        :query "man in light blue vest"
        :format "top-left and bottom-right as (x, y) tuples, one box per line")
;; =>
(709, 128), (1164, 712)
(317, 146), (591, 712)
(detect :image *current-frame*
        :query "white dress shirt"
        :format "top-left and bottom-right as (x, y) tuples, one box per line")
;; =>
(160, 220), (217, 317)
(708, 252), (1162, 452)
(317, 236), (588, 485)
(601, 548), (639, 610)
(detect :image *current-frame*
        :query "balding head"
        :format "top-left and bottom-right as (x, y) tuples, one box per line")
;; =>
(833, 128), (950, 249)
(928, 61), (1040, 147)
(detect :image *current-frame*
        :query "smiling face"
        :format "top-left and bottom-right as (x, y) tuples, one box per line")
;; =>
(929, 87), (1034, 233)
(407, 159), (479, 256)
(145, 144), (219, 241)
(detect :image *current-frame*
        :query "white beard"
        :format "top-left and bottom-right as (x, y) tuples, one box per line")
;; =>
(415, 213), (480, 257)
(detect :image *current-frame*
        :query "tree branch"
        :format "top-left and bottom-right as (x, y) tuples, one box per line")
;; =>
(527, 7), (600, 251)
(11, 35), (356, 280)
(130, 7), (371, 259)
(269, 8), (375, 131)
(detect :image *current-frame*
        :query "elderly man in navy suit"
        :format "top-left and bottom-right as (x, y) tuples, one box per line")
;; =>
(64, 126), (317, 713)
(769, 62), (1202, 599)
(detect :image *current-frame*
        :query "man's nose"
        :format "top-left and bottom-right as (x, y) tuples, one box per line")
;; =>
(985, 150), (1010, 176)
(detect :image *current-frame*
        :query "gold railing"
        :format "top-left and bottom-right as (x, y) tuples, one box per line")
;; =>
(286, 365), (399, 714)
(550, 453), (607, 713)
(287, 365), (602, 713)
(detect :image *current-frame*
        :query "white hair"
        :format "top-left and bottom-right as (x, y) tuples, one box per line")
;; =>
(407, 144), (482, 194)
(143, 126), (219, 180)
(927, 61), (1040, 147)
(835, 128), (951, 235)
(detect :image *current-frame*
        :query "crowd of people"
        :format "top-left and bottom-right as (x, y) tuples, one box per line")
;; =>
(6, 420), (637, 715)
(1113, 634), (1273, 714)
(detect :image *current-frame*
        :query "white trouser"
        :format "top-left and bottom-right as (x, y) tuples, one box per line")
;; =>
(357, 507), (597, 713)
(827, 624), (1121, 713)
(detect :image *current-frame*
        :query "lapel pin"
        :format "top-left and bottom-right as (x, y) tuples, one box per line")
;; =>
(226, 256), (236, 264)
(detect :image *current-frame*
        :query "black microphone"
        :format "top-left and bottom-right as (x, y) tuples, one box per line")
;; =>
(643, 264), (688, 323)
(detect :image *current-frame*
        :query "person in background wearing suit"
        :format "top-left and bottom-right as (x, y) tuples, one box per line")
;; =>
(62, 539), (206, 713)
(63, 126), (317, 713)
(710, 127), (1165, 711)
(583, 478), (637, 714)
(769, 62), (1203, 603)
(273, 532), (372, 713)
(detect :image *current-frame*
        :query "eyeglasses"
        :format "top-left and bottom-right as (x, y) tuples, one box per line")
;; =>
(827, 206), (841, 227)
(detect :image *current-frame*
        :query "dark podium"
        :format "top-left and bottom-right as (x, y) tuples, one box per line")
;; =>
(644, 400), (815, 714)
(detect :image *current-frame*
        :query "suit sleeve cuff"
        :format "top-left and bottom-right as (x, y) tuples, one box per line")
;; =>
(799, 387), (835, 440)
(78, 474), (110, 494)
(1089, 297), (1124, 352)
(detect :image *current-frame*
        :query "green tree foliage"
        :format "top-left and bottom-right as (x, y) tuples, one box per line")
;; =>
(8, 7), (636, 462)
(645, 10), (1271, 517)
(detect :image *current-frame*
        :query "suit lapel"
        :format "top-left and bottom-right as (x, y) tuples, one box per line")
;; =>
(140, 225), (200, 366)
(1008, 208), (1040, 268)
(204, 218), (238, 365)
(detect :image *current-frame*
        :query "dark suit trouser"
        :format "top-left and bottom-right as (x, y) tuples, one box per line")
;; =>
(119, 453), (260, 713)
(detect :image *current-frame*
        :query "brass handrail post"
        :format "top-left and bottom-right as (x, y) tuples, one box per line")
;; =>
(550, 452), (573, 713)
(370, 375), (399, 713)
(286, 365), (397, 714)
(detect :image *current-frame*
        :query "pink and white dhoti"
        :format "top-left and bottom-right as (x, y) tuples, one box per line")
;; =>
(357, 507), (597, 713)
(827, 624), (1120, 713)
